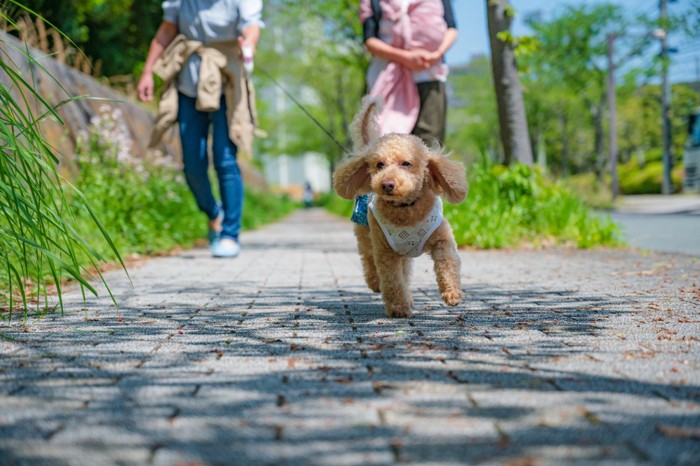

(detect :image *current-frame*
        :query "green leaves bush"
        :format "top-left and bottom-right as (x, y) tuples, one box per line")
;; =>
(447, 162), (620, 249)
(618, 159), (684, 194)
(71, 105), (203, 255)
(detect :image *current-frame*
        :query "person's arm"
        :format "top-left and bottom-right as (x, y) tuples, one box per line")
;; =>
(237, 0), (263, 55)
(137, 21), (179, 102)
(425, 27), (458, 66)
(237, 23), (260, 53)
(422, 0), (458, 67)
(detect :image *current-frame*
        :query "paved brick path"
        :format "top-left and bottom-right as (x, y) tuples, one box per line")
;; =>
(1, 209), (699, 465)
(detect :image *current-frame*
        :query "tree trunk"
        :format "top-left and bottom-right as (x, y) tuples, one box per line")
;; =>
(486, 0), (534, 166)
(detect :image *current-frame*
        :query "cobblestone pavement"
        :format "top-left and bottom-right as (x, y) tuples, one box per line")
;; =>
(1, 209), (699, 466)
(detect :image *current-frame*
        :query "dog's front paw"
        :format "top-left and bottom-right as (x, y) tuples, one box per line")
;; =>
(442, 289), (461, 306)
(386, 304), (412, 318)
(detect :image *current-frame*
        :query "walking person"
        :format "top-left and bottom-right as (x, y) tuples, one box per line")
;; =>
(137, 0), (264, 258)
(352, 0), (457, 225)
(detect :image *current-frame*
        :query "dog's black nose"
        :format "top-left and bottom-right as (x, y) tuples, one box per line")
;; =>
(382, 181), (395, 194)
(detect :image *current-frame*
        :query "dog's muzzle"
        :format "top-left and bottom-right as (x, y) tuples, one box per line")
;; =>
(382, 180), (395, 194)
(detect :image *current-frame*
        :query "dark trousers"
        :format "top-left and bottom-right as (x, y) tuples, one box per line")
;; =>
(412, 81), (446, 146)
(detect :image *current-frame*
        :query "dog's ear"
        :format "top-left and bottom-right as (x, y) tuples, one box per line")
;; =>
(427, 153), (469, 204)
(351, 97), (381, 150)
(333, 154), (371, 199)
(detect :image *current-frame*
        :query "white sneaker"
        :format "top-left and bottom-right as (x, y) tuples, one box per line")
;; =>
(211, 238), (240, 258)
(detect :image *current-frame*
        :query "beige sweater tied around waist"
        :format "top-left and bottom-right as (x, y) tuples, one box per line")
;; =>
(148, 34), (257, 159)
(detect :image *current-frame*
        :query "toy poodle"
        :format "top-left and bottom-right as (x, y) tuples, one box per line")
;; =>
(332, 97), (468, 318)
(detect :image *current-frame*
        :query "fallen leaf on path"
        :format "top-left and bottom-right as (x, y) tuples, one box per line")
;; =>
(657, 424), (700, 439)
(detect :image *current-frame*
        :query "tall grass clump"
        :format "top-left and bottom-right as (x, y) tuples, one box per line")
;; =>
(323, 159), (621, 249)
(446, 160), (621, 249)
(0, 41), (123, 321)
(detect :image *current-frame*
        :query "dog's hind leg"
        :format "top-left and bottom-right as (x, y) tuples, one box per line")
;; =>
(354, 224), (380, 292)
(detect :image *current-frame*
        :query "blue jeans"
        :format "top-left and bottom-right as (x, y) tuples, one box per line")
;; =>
(177, 92), (244, 241)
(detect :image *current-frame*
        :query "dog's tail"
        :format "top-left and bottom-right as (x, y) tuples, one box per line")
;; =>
(351, 96), (382, 150)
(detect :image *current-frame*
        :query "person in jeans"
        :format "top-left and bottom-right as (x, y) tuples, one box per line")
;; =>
(137, 0), (263, 258)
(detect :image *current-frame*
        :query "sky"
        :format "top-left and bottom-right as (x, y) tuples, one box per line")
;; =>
(444, 0), (697, 84)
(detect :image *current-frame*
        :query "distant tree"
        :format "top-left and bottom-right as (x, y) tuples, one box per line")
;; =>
(254, 0), (367, 167)
(486, 0), (533, 166)
(446, 55), (500, 160)
(13, 0), (162, 76)
(671, 0), (700, 39)
(523, 4), (631, 176)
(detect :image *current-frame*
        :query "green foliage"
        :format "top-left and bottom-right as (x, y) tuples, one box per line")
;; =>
(71, 106), (202, 255)
(518, 2), (699, 179)
(447, 161), (620, 249)
(617, 83), (699, 167)
(521, 4), (630, 175)
(446, 56), (499, 159)
(13, 0), (163, 76)
(568, 156), (685, 199)
(564, 173), (614, 210)
(255, 0), (366, 165)
(323, 161), (620, 250)
(318, 191), (354, 219)
(0, 38), (122, 321)
(242, 189), (298, 231)
(683, 0), (700, 37)
(495, 31), (539, 59)
(618, 159), (684, 195)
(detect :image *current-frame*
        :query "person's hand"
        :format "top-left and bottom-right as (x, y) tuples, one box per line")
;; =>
(237, 35), (256, 57)
(137, 72), (155, 102)
(423, 50), (443, 68)
(413, 49), (443, 69)
(400, 49), (430, 72)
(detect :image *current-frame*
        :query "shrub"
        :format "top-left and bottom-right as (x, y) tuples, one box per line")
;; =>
(618, 159), (684, 194)
(447, 162), (620, 249)
(71, 105), (203, 255)
(564, 172), (614, 210)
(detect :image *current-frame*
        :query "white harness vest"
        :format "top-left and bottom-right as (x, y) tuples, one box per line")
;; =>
(368, 195), (444, 258)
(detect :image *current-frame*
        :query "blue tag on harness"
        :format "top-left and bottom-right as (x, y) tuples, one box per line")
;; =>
(351, 194), (370, 226)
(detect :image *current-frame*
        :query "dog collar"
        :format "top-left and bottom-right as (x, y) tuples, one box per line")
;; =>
(387, 197), (419, 208)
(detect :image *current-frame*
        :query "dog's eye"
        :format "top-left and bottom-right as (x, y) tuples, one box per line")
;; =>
(401, 161), (412, 167)
(376, 162), (385, 169)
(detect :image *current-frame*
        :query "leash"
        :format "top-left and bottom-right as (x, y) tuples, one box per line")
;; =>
(255, 64), (352, 157)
